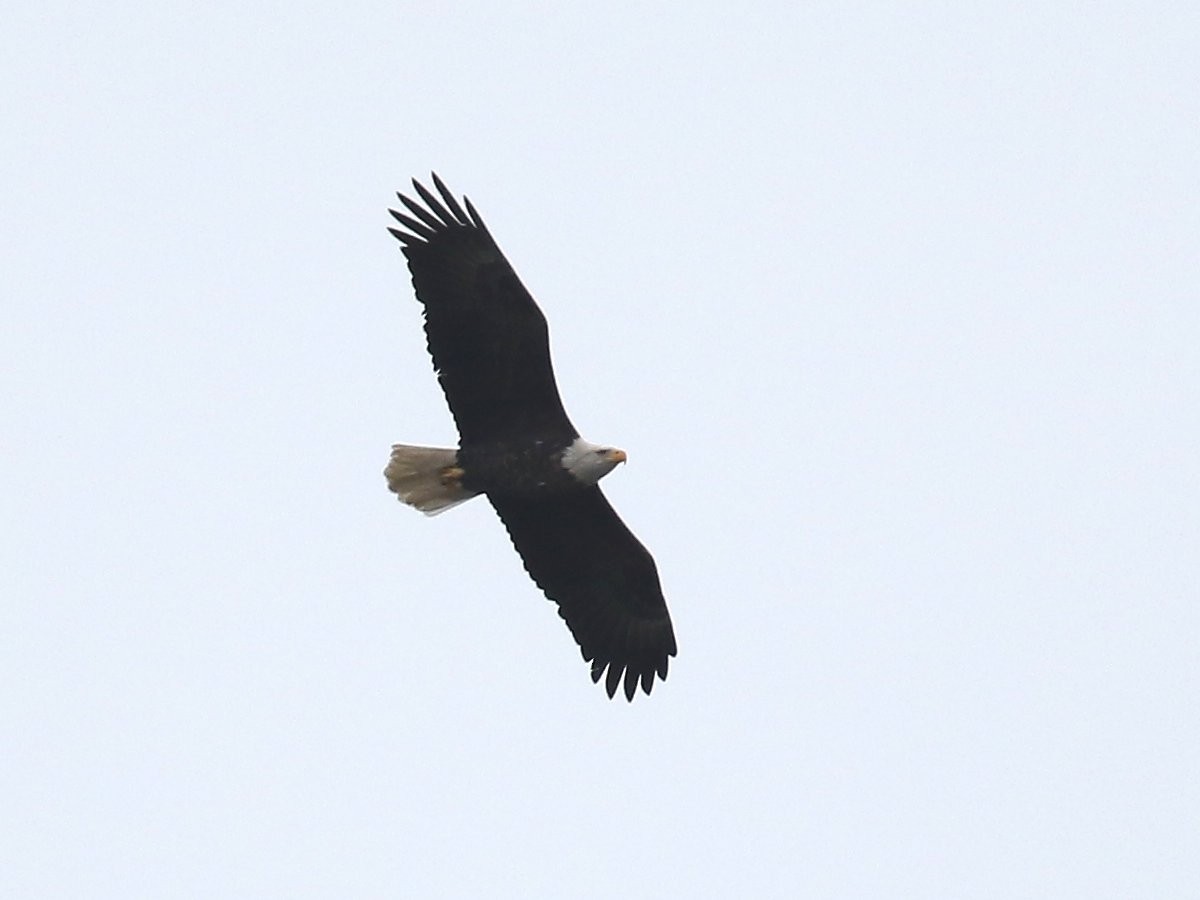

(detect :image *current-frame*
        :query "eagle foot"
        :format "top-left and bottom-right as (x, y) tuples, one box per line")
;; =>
(439, 465), (465, 486)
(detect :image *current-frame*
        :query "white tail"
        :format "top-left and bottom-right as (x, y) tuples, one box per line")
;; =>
(384, 444), (478, 516)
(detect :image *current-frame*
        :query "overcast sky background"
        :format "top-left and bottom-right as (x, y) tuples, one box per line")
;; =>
(4, 3), (1198, 897)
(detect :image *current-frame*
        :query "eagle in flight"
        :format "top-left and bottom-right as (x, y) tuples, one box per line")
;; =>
(385, 174), (677, 700)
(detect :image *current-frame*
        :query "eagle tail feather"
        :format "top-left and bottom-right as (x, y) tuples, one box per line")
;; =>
(384, 444), (477, 516)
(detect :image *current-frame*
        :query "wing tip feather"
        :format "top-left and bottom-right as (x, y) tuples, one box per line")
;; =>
(587, 653), (672, 702)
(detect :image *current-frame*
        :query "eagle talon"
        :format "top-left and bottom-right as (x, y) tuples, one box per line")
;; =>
(439, 465), (465, 486)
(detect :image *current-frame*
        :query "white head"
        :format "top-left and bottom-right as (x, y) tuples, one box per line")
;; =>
(560, 437), (627, 485)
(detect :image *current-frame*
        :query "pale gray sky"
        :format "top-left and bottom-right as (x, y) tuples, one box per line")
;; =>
(3, 3), (1198, 897)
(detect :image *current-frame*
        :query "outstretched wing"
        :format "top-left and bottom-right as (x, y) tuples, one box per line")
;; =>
(489, 487), (677, 700)
(388, 174), (577, 447)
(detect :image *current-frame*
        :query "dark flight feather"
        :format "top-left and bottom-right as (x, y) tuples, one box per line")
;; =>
(391, 176), (576, 446)
(488, 488), (676, 700)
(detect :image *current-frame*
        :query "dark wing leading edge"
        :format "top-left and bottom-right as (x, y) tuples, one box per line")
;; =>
(388, 174), (577, 447)
(489, 487), (677, 701)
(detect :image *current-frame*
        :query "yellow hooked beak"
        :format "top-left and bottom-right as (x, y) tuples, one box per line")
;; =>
(607, 448), (628, 464)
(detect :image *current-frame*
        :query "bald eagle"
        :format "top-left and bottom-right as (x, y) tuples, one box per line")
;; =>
(384, 175), (677, 701)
